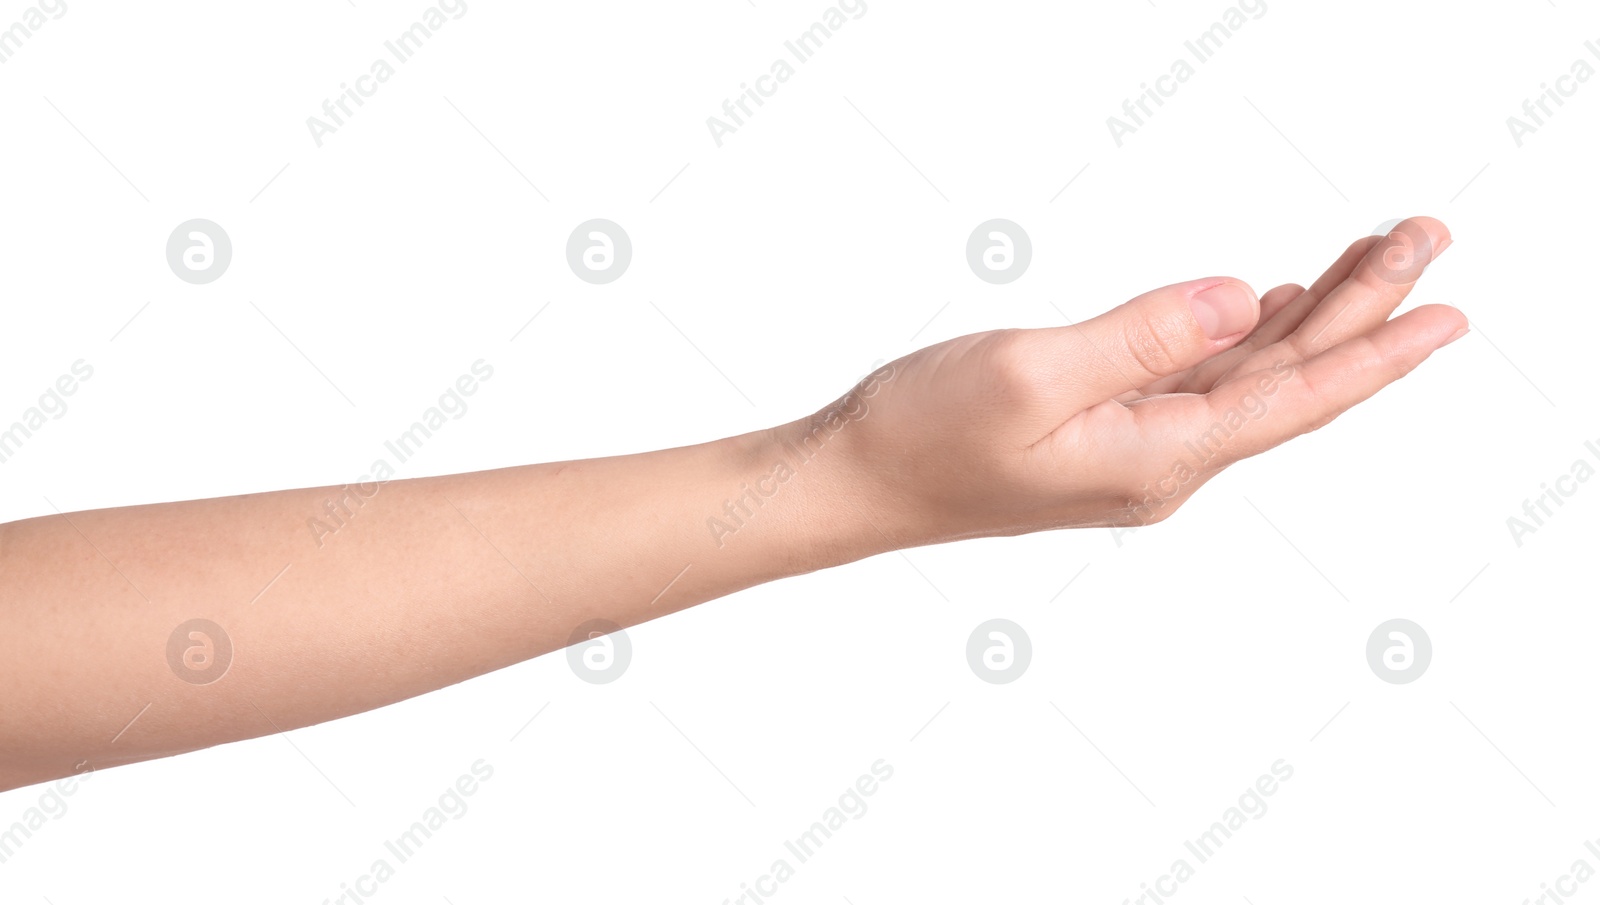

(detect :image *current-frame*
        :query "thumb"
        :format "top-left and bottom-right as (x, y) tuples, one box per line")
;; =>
(1033, 278), (1259, 405)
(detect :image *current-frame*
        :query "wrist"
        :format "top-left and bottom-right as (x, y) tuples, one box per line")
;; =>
(692, 355), (906, 588)
(701, 418), (891, 579)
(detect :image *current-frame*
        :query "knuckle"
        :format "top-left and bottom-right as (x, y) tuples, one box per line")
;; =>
(982, 330), (1045, 397)
(1282, 328), (1319, 363)
(1120, 319), (1189, 377)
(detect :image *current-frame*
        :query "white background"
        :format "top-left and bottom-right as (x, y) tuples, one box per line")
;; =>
(2, 1), (1597, 902)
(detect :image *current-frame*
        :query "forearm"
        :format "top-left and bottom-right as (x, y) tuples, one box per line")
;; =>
(0, 418), (880, 791)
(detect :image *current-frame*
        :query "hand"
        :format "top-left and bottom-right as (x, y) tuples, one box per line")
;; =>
(0, 217), (1465, 791)
(796, 217), (1464, 549)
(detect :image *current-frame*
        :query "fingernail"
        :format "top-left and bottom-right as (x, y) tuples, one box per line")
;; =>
(1443, 324), (1469, 346)
(1190, 282), (1258, 339)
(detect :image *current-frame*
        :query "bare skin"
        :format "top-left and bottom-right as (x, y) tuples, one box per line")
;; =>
(0, 217), (1464, 793)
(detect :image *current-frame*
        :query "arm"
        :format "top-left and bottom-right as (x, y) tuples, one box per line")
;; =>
(0, 218), (1462, 792)
(0, 425), (875, 792)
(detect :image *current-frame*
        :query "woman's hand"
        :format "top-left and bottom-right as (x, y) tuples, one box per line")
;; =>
(798, 216), (1463, 548)
(0, 217), (1463, 791)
